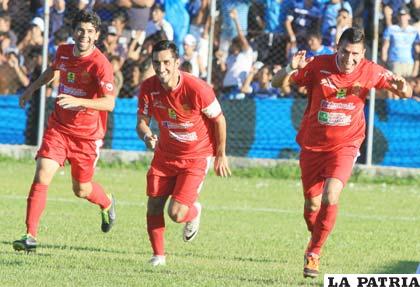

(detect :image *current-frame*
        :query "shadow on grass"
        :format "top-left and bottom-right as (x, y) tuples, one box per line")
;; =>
(374, 260), (419, 274)
(171, 251), (278, 264)
(0, 240), (148, 256)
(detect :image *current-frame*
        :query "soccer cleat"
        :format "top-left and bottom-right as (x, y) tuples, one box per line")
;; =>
(101, 194), (116, 233)
(303, 253), (320, 278)
(149, 255), (166, 266)
(183, 202), (202, 242)
(13, 234), (37, 253)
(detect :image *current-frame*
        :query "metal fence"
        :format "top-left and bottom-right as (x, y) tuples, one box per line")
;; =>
(0, 0), (419, 168)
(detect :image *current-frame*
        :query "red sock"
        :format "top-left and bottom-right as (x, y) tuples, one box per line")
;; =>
(26, 183), (48, 237)
(147, 214), (165, 256)
(85, 182), (111, 209)
(304, 207), (320, 233)
(179, 204), (198, 223)
(307, 203), (338, 255)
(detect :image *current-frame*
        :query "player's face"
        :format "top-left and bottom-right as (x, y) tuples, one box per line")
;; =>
(152, 49), (180, 87)
(73, 22), (99, 55)
(336, 41), (365, 74)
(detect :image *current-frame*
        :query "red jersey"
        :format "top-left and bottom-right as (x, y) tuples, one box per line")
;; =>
(138, 72), (222, 159)
(49, 44), (115, 140)
(291, 54), (392, 152)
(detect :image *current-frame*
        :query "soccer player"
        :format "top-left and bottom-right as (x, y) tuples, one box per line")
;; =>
(137, 40), (231, 266)
(272, 27), (412, 278)
(13, 10), (116, 252)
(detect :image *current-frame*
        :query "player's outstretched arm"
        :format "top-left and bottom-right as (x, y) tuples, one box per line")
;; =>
(136, 114), (158, 150)
(272, 50), (311, 89)
(19, 67), (56, 108)
(386, 74), (413, 99)
(213, 114), (231, 177)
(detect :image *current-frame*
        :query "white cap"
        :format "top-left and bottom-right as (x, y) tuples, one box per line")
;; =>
(31, 17), (44, 33)
(107, 26), (117, 35)
(183, 34), (197, 46)
(5, 46), (19, 55)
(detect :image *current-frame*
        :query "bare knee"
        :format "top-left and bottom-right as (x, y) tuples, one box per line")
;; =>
(305, 199), (321, 212)
(72, 181), (92, 198)
(168, 201), (188, 223)
(322, 178), (343, 205)
(168, 209), (186, 223)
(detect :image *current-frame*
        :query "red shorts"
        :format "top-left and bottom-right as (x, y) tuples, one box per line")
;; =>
(299, 146), (359, 199)
(37, 127), (103, 183)
(147, 153), (211, 207)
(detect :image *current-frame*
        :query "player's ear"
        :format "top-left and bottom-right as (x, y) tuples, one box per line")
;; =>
(94, 30), (100, 41)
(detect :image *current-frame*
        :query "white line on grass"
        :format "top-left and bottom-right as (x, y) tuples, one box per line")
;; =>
(1, 195), (418, 222)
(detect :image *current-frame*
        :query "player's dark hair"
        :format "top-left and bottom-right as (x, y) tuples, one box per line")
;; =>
(180, 60), (193, 73)
(72, 10), (101, 32)
(307, 29), (322, 40)
(337, 27), (365, 47)
(152, 40), (179, 59)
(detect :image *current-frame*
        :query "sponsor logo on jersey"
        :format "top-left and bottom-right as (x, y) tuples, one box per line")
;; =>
(318, 111), (351, 126)
(168, 108), (177, 119)
(162, 121), (193, 129)
(320, 70), (331, 75)
(58, 63), (67, 71)
(100, 81), (114, 92)
(168, 131), (198, 142)
(336, 88), (347, 99)
(351, 82), (362, 96)
(320, 100), (355, 110)
(67, 72), (76, 83)
(182, 104), (192, 111)
(60, 56), (69, 60)
(60, 84), (87, 97)
(151, 91), (160, 96)
(80, 71), (91, 84)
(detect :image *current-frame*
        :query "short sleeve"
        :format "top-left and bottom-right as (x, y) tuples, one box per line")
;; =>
(198, 84), (222, 119)
(50, 45), (62, 70)
(138, 82), (152, 118)
(383, 27), (391, 40)
(291, 58), (316, 87)
(373, 64), (393, 90)
(97, 60), (115, 97)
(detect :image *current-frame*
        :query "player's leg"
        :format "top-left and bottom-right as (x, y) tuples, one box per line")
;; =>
(307, 178), (342, 255)
(68, 138), (114, 232)
(145, 153), (177, 265)
(13, 158), (61, 252)
(304, 178), (343, 278)
(147, 195), (169, 266)
(304, 148), (358, 278)
(13, 128), (66, 252)
(71, 179), (115, 232)
(169, 157), (210, 242)
(300, 150), (323, 234)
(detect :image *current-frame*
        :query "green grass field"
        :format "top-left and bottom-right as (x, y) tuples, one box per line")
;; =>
(0, 158), (419, 287)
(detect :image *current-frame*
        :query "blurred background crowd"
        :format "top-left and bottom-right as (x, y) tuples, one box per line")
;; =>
(0, 0), (419, 101)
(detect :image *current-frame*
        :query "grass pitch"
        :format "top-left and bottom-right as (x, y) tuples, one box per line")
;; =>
(0, 158), (419, 286)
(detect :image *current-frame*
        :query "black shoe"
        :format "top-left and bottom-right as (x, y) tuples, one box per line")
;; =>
(13, 234), (37, 252)
(101, 194), (116, 233)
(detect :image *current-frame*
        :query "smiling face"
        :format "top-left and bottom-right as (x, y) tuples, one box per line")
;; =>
(73, 22), (99, 56)
(152, 48), (180, 89)
(336, 40), (365, 74)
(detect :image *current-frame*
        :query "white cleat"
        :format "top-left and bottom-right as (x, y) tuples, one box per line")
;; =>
(149, 255), (166, 267)
(183, 202), (202, 242)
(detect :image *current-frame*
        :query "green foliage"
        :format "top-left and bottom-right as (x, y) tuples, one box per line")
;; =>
(0, 159), (419, 286)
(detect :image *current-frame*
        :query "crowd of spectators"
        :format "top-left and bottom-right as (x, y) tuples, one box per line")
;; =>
(0, 0), (419, 101)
